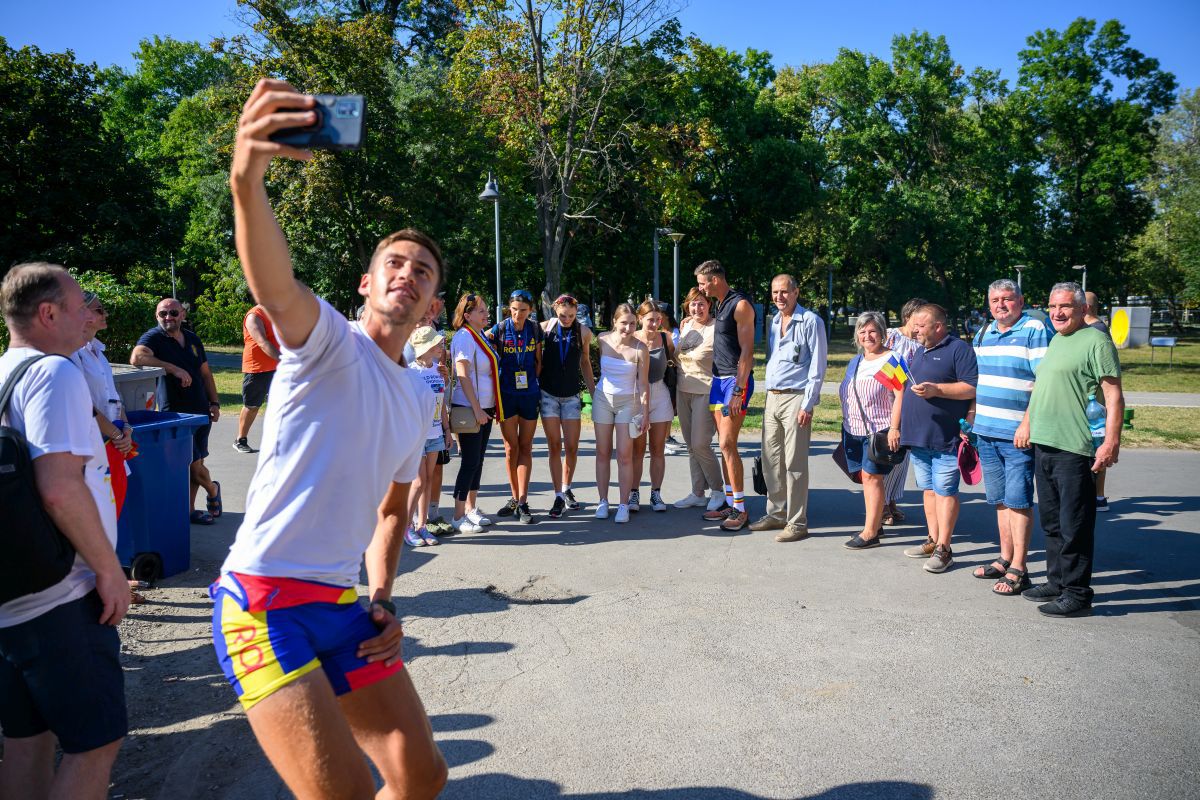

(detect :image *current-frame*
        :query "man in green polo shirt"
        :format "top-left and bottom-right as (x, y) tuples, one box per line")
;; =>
(1016, 282), (1123, 618)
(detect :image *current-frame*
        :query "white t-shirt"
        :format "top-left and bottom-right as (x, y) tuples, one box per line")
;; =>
(221, 300), (432, 586)
(0, 347), (118, 628)
(71, 338), (121, 420)
(411, 364), (446, 440)
(450, 328), (495, 409)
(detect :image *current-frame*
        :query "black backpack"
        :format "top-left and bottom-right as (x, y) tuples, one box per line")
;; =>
(0, 355), (78, 605)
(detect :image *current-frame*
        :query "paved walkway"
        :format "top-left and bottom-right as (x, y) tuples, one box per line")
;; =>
(109, 416), (1200, 799)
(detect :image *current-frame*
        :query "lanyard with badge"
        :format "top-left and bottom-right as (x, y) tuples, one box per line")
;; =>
(556, 323), (572, 371)
(507, 318), (530, 390)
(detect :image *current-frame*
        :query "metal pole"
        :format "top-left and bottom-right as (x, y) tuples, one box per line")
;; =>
(827, 265), (833, 335)
(672, 240), (680, 318)
(1082, 268), (1087, 294)
(652, 228), (660, 301)
(170, 254), (177, 299)
(493, 201), (502, 324)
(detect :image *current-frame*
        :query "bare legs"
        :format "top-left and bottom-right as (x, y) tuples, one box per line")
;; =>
(543, 416), (581, 494)
(236, 405), (260, 440)
(499, 416), (537, 503)
(0, 732), (123, 800)
(630, 421), (669, 493)
(922, 490), (959, 548)
(861, 473), (886, 539)
(190, 459), (216, 512)
(594, 422), (633, 505)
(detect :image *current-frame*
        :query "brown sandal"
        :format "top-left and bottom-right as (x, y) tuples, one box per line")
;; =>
(993, 567), (1031, 596)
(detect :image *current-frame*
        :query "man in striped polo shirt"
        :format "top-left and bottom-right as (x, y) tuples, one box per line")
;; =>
(965, 278), (1052, 596)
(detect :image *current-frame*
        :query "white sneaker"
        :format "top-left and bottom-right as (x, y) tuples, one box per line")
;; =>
(706, 493), (728, 512)
(674, 492), (707, 509)
(650, 490), (667, 512)
(614, 504), (630, 523)
(466, 508), (493, 526)
(451, 516), (483, 534)
(594, 499), (610, 519)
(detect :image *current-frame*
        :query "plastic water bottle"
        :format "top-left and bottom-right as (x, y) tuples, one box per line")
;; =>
(1086, 394), (1106, 450)
(958, 418), (977, 445)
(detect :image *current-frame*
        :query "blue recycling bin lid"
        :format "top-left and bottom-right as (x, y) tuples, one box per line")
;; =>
(126, 410), (211, 430)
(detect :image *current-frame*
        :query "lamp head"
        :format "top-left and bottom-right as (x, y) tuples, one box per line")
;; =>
(479, 173), (500, 202)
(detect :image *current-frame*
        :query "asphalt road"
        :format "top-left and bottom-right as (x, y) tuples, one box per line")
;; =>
(115, 415), (1200, 800)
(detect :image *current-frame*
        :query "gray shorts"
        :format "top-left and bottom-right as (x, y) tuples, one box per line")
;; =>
(540, 391), (582, 420)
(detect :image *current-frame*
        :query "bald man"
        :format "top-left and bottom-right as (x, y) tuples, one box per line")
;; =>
(1084, 292), (1110, 336)
(131, 298), (222, 524)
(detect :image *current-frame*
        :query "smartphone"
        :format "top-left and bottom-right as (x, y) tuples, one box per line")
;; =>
(269, 94), (365, 151)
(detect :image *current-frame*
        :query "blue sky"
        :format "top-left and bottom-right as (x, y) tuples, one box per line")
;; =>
(3, 0), (1197, 89)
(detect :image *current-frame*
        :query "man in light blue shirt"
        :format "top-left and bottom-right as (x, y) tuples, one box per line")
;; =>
(752, 274), (828, 541)
(966, 278), (1052, 596)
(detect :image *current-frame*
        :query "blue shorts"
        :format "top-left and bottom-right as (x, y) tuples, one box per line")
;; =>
(841, 429), (895, 476)
(0, 591), (127, 753)
(909, 446), (961, 497)
(211, 573), (402, 710)
(976, 434), (1034, 509)
(708, 375), (754, 412)
(424, 435), (445, 455)
(540, 391), (583, 420)
(501, 392), (540, 421)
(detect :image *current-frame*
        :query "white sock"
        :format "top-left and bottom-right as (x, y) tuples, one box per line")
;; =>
(733, 491), (746, 512)
(556, 491), (566, 500)
(724, 484), (733, 506)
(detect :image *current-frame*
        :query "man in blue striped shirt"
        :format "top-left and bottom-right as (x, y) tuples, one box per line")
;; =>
(965, 278), (1053, 596)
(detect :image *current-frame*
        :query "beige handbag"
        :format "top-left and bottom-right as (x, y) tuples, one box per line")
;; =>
(449, 340), (484, 434)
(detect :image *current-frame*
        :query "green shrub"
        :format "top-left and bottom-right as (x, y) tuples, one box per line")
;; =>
(75, 271), (161, 362)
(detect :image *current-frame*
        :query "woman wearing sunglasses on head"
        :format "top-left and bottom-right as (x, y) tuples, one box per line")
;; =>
(628, 299), (676, 512)
(486, 289), (543, 524)
(539, 294), (596, 518)
(448, 293), (499, 534)
(593, 303), (650, 523)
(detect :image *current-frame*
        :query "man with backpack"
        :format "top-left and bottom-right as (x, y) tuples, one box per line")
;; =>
(0, 262), (129, 800)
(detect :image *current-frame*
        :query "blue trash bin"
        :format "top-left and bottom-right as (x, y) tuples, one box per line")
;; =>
(117, 410), (210, 582)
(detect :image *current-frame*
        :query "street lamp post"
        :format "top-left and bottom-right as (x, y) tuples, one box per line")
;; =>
(653, 227), (673, 301)
(1072, 264), (1087, 294)
(667, 232), (685, 315)
(1013, 264), (1026, 291)
(479, 173), (502, 324)
(826, 264), (834, 335)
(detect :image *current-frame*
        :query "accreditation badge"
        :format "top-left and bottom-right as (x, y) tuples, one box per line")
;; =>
(514, 371), (529, 390)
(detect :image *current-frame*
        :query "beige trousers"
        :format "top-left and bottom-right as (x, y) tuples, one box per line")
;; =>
(761, 391), (812, 528)
(677, 389), (723, 496)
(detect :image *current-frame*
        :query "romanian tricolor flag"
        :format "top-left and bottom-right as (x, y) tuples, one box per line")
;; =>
(875, 353), (913, 391)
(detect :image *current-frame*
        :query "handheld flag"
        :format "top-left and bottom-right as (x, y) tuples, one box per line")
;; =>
(874, 354), (913, 391)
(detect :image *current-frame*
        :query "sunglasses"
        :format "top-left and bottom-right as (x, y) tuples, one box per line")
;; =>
(509, 290), (533, 303)
(157, 309), (180, 318)
(554, 294), (577, 306)
(93, 306), (107, 315)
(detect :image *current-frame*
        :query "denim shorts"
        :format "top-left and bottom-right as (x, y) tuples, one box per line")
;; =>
(424, 435), (445, 455)
(909, 446), (961, 497)
(841, 428), (894, 476)
(540, 391), (582, 420)
(975, 434), (1034, 509)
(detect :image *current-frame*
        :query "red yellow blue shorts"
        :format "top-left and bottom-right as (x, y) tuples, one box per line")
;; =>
(210, 572), (403, 710)
(708, 375), (754, 413)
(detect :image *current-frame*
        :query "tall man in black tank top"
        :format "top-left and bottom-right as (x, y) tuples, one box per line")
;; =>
(696, 260), (756, 531)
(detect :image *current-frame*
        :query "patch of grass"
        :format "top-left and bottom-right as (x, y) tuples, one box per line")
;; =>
(212, 368), (245, 414)
(1120, 406), (1200, 449)
(1112, 337), (1200, 394)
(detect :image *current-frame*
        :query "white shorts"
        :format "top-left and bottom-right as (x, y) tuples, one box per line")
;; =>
(648, 381), (674, 424)
(592, 390), (637, 425)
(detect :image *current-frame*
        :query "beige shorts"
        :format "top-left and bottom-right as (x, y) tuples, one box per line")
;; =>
(592, 390), (637, 425)
(648, 381), (674, 424)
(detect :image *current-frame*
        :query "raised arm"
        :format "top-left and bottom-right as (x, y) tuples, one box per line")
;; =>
(246, 312), (282, 361)
(229, 79), (320, 349)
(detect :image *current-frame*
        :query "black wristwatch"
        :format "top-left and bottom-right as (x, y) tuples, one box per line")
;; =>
(372, 599), (397, 616)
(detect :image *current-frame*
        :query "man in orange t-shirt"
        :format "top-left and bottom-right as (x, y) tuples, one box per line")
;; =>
(234, 304), (280, 453)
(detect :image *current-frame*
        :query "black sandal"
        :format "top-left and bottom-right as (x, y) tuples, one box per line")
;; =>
(993, 567), (1031, 596)
(973, 558), (1011, 580)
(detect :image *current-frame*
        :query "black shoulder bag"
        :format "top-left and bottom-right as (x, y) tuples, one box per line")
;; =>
(0, 355), (79, 604)
(850, 358), (908, 468)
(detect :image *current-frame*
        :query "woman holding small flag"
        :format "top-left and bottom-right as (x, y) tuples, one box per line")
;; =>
(448, 293), (502, 534)
(838, 312), (904, 549)
(881, 298), (925, 524)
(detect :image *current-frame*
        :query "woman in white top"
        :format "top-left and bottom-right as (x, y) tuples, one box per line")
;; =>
(448, 293), (499, 534)
(592, 303), (649, 524)
(71, 292), (132, 454)
(672, 287), (723, 511)
(628, 299), (676, 512)
(838, 312), (903, 550)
